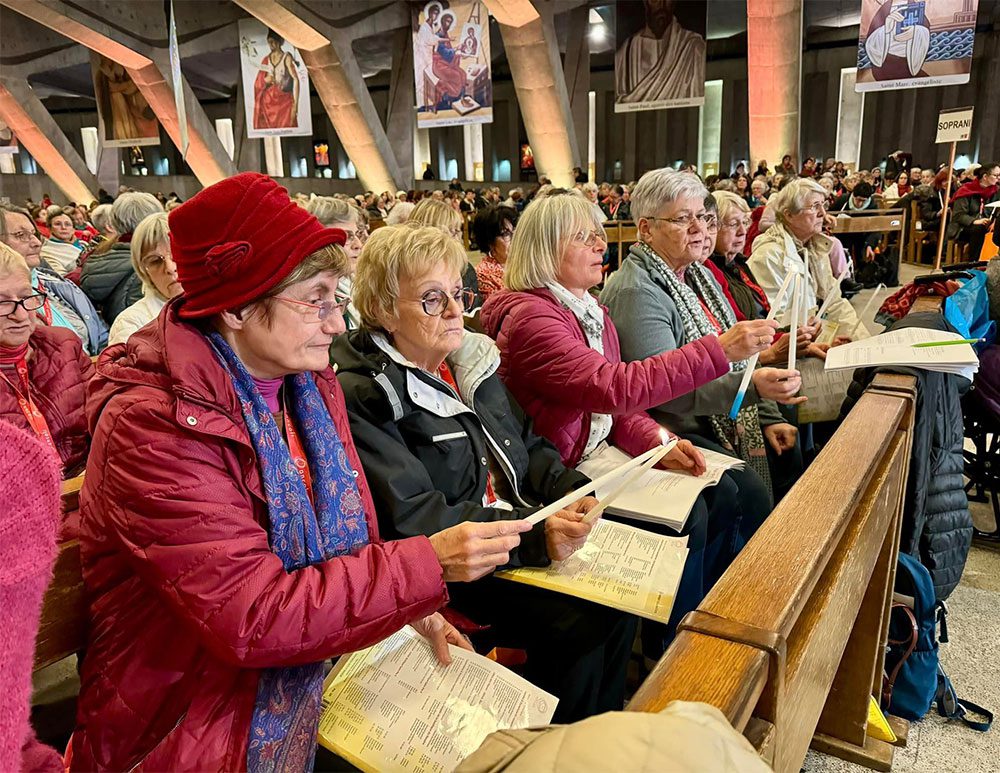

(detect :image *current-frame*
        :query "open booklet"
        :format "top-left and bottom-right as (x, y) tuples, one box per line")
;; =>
(496, 519), (688, 623)
(824, 327), (979, 382)
(575, 444), (744, 532)
(317, 625), (557, 773)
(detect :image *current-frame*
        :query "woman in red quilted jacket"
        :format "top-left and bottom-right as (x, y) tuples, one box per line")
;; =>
(70, 174), (530, 772)
(0, 243), (93, 476)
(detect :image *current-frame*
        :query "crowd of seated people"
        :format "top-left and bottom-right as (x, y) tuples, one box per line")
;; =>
(0, 151), (995, 769)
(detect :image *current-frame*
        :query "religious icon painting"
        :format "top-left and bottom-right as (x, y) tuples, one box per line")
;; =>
(238, 18), (313, 138)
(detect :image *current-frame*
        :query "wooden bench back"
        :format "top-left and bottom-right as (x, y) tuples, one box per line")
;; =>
(629, 371), (918, 771)
(34, 538), (86, 671)
(830, 211), (906, 234)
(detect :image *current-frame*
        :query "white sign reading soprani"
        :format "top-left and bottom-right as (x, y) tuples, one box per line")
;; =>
(936, 107), (974, 143)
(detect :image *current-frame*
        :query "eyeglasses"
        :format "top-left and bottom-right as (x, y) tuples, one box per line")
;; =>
(498, 227), (515, 240)
(275, 293), (351, 320)
(0, 292), (47, 318)
(142, 253), (170, 268)
(573, 229), (607, 247)
(6, 230), (38, 243)
(801, 202), (827, 215)
(403, 288), (477, 316)
(647, 213), (717, 230)
(719, 217), (752, 230)
(345, 228), (369, 245)
(449, 227), (463, 240)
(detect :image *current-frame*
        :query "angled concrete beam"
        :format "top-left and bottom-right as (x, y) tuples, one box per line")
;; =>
(0, 76), (98, 203)
(487, 0), (578, 186)
(0, 0), (237, 186)
(235, 0), (406, 192)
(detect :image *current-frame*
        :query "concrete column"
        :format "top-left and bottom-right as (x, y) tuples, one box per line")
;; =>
(488, 0), (578, 187)
(463, 123), (484, 181)
(0, 76), (98, 203)
(235, 0), (406, 193)
(747, 0), (803, 167)
(0, 0), (236, 187)
(386, 27), (415, 187)
(562, 5), (590, 168)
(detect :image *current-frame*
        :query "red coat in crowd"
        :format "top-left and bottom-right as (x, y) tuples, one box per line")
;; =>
(480, 288), (730, 466)
(70, 306), (448, 771)
(0, 325), (93, 473)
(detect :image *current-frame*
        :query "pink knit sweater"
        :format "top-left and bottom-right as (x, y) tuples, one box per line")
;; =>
(0, 423), (64, 772)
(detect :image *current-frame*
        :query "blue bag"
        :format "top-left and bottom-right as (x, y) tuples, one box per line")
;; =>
(944, 270), (996, 350)
(883, 553), (992, 731)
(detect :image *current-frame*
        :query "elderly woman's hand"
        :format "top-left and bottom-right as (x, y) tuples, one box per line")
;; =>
(752, 368), (808, 405)
(563, 496), (599, 515)
(428, 519), (533, 582)
(718, 319), (778, 362)
(657, 439), (706, 476)
(545, 511), (592, 562)
(763, 423), (798, 455)
(411, 612), (473, 665)
(758, 325), (814, 366)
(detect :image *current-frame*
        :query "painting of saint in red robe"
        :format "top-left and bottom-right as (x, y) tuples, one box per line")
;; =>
(253, 29), (299, 130)
(431, 11), (467, 106)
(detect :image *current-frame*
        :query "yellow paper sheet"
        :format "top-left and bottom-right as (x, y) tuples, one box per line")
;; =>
(318, 626), (557, 773)
(797, 357), (855, 424)
(496, 519), (688, 623)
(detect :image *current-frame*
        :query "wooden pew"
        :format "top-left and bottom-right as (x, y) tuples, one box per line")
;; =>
(629, 370), (919, 772)
(33, 538), (86, 671)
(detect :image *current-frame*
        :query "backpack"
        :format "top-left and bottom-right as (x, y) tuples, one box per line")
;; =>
(882, 552), (992, 731)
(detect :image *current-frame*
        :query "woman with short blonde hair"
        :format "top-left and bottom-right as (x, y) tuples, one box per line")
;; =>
(106, 213), (183, 345)
(408, 198), (481, 308)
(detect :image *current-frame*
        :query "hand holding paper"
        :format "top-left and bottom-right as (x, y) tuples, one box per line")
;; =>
(428, 519), (532, 582)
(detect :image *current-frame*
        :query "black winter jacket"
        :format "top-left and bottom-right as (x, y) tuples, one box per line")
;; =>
(842, 312), (972, 600)
(332, 329), (589, 568)
(79, 240), (143, 325)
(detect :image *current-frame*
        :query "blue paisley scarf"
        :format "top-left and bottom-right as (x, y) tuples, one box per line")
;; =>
(207, 332), (369, 772)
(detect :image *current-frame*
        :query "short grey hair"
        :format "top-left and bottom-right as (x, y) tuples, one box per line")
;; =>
(630, 168), (709, 232)
(90, 204), (113, 234)
(306, 196), (362, 228)
(111, 192), (164, 235)
(773, 178), (826, 223)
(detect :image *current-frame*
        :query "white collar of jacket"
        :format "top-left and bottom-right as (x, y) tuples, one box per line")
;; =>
(370, 330), (500, 419)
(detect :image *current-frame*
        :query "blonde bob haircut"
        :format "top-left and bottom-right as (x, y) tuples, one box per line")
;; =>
(711, 190), (751, 224)
(352, 223), (466, 332)
(0, 241), (31, 282)
(307, 196), (363, 228)
(504, 189), (601, 291)
(408, 198), (462, 234)
(130, 213), (170, 295)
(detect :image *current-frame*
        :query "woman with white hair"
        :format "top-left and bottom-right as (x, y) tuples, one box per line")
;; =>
(749, 177), (868, 338)
(601, 168), (804, 500)
(80, 191), (164, 324)
(106, 213), (182, 345)
(307, 196), (365, 329)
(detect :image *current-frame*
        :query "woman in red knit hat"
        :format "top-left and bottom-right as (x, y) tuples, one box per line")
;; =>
(71, 173), (531, 772)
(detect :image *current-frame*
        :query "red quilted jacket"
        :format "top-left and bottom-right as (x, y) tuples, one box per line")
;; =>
(70, 304), (448, 772)
(0, 325), (93, 474)
(480, 289), (730, 466)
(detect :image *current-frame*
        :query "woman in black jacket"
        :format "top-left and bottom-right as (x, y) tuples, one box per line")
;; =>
(948, 163), (999, 259)
(331, 223), (636, 723)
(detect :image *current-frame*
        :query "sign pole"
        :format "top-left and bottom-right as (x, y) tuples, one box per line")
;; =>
(934, 141), (957, 272)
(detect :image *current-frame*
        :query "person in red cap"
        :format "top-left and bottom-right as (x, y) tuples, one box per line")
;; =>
(70, 173), (532, 771)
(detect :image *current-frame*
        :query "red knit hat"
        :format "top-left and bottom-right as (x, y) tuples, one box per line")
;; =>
(168, 173), (347, 319)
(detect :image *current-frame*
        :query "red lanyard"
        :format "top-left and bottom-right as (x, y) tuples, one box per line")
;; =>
(697, 297), (724, 334)
(0, 358), (58, 455)
(437, 363), (498, 505)
(282, 397), (314, 504)
(34, 278), (53, 326)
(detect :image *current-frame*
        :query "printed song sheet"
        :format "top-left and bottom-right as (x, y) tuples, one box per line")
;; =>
(318, 626), (557, 773)
(824, 327), (978, 381)
(575, 444), (743, 531)
(496, 519), (688, 623)
(797, 357), (854, 424)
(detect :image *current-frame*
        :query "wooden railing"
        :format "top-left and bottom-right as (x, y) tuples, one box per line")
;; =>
(628, 371), (917, 771)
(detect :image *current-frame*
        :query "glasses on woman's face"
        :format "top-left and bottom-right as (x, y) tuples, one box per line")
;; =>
(275, 293), (351, 321)
(573, 229), (606, 247)
(0, 292), (46, 318)
(6, 228), (39, 245)
(802, 201), (826, 216)
(647, 213), (717, 231)
(449, 227), (463, 240)
(498, 226), (515, 241)
(719, 217), (752, 231)
(405, 287), (476, 316)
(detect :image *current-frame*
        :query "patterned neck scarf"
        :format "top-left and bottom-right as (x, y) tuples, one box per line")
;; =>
(207, 332), (369, 773)
(635, 242), (772, 494)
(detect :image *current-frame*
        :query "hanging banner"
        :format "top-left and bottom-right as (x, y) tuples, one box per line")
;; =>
(413, 0), (493, 129)
(238, 18), (313, 138)
(0, 119), (18, 155)
(856, 0), (979, 92)
(614, 0), (706, 112)
(91, 54), (160, 147)
(168, 0), (188, 158)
